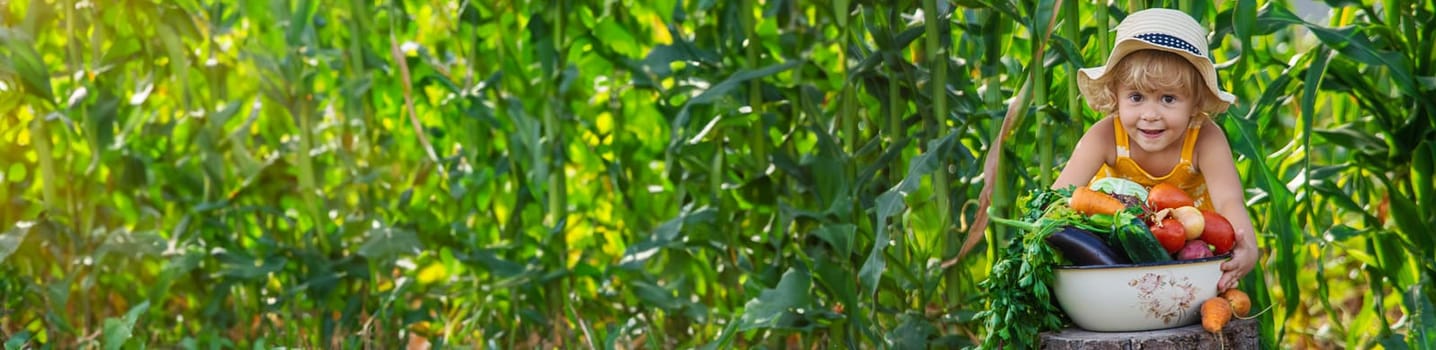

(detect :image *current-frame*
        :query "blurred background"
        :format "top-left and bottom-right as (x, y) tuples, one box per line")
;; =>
(1, 0), (1433, 348)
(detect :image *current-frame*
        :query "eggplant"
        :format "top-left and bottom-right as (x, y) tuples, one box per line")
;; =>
(1045, 226), (1131, 266)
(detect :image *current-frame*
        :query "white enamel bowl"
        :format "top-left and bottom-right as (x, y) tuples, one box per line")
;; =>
(1052, 254), (1229, 332)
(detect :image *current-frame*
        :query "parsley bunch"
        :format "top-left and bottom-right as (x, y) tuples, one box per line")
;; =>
(974, 188), (1076, 349)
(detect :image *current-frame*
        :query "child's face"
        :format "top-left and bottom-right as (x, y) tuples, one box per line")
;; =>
(1115, 82), (1196, 154)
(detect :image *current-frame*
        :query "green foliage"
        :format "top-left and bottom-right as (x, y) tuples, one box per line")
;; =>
(975, 190), (1070, 349)
(0, 0), (1433, 348)
(102, 301), (149, 350)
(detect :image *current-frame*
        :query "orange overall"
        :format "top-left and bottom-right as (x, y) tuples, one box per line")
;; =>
(1093, 120), (1215, 211)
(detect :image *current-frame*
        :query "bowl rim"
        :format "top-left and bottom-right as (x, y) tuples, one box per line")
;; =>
(1056, 253), (1232, 270)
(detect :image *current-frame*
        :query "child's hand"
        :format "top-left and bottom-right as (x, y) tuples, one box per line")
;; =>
(1218, 241), (1257, 291)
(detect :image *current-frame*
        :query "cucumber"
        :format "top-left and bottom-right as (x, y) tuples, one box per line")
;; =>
(1113, 217), (1172, 263)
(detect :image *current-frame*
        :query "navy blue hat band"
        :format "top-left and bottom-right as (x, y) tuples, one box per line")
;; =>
(1134, 33), (1202, 56)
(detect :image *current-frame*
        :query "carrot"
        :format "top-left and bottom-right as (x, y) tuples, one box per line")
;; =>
(1201, 297), (1232, 334)
(1070, 186), (1125, 215)
(1221, 289), (1252, 317)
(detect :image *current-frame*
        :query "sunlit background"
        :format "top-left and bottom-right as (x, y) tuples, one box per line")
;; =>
(1, 0), (1433, 348)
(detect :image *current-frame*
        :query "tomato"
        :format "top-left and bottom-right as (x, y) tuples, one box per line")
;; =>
(1148, 183), (1195, 211)
(1150, 218), (1187, 254)
(1201, 210), (1236, 254)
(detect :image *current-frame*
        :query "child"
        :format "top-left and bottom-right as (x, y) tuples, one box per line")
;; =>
(1053, 8), (1257, 292)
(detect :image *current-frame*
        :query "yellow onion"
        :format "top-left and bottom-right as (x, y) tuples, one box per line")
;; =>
(1172, 206), (1205, 239)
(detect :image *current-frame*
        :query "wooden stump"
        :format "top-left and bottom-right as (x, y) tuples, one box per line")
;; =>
(1040, 318), (1259, 349)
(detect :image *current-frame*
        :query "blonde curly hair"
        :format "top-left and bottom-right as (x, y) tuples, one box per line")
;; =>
(1084, 50), (1222, 120)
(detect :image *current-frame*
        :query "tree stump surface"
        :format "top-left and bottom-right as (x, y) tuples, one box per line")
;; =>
(1040, 318), (1259, 350)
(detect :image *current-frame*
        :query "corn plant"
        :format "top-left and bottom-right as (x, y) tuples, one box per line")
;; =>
(0, 0), (1432, 348)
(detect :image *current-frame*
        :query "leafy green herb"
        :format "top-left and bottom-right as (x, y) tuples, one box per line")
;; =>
(974, 188), (1077, 349)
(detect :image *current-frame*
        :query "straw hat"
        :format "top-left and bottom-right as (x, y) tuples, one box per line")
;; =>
(1077, 8), (1236, 114)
